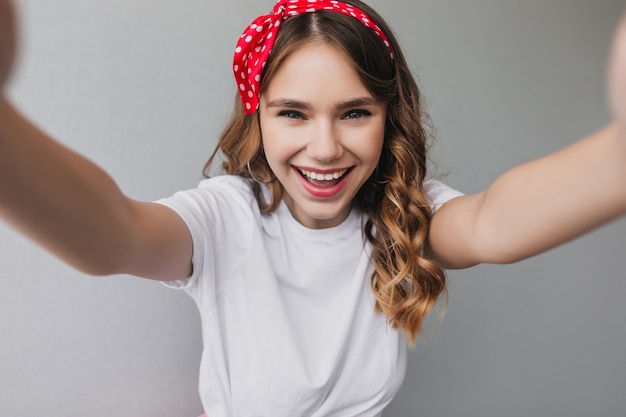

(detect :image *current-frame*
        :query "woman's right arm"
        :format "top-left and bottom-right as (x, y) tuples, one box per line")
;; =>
(0, 1), (192, 280)
(0, 99), (193, 280)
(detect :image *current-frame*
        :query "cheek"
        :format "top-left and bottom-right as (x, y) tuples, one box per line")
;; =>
(357, 128), (385, 165)
(362, 133), (385, 179)
(260, 123), (293, 168)
(259, 118), (277, 158)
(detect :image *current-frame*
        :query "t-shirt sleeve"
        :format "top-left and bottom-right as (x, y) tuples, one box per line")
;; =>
(153, 177), (255, 298)
(154, 191), (209, 291)
(423, 178), (464, 212)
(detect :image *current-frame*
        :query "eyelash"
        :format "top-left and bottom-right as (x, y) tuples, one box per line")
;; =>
(343, 109), (371, 120)
(276, 109), (372, 120)
(277, 110), (305, 120)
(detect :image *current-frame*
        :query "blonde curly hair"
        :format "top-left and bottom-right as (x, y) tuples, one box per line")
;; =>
(204, 0), (446, 344)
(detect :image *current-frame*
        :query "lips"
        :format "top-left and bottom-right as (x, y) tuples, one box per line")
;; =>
(294, 166), (353, 198)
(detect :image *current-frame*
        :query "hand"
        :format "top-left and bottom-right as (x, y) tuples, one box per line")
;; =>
(0, 0), (17, 89)
(608, 13), (626, 133)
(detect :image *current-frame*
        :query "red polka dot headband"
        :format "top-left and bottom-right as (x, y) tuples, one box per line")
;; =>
(234, 0), (394, 114)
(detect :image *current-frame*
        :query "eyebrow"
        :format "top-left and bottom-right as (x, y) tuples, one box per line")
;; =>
(265, 97), (380, 111)
(265, 99), (312, 110)
(336, 97), (380, 111)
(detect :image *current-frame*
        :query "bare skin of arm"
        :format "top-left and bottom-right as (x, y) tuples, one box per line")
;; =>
(429, 16), (626, 269)
(0, 98), (193, 280)
(1, 1), (624, 277)
(0, 1), (192, 280)
(428, 124), (626, 269)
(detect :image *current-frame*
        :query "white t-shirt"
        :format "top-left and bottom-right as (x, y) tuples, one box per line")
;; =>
(157, 175), (462, 417)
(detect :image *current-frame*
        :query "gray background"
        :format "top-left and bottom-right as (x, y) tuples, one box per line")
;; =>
(1, 0), (625, 416)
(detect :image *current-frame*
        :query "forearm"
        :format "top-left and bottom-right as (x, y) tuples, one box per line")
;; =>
(472, 123), (626, 263)
(0, 96), (138, 274)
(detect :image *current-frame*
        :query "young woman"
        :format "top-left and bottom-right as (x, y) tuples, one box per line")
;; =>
(1, 0), (625, 415)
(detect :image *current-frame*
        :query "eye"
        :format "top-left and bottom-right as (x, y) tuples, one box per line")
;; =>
(342, 109), (372, 120)
(278, 110), (305, 120)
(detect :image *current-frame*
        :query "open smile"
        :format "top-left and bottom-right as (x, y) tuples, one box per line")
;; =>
(293, 166), (354, 198)
(298, 167), (349, 182)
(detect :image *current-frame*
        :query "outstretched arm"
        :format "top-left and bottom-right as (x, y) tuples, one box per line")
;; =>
(0, 2), (192, 280)
(428, 17), (626, 269)
(429, 124), (626, 269)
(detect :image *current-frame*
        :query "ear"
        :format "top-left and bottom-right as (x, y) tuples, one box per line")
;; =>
(608, 12), (626, 132)
(0, 0), (17, 90)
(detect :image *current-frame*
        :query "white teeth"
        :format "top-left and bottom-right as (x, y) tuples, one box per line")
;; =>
(299, 168), (347, 181)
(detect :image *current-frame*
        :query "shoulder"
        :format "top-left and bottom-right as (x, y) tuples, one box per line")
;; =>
(167, 175), (257, 211)
(158, 176), (261, 290)
(155, 175), (264, 226)
(197, 174), (255, 198)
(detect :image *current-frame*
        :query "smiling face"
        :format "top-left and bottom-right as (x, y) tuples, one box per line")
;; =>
(259, 43), (386, 229)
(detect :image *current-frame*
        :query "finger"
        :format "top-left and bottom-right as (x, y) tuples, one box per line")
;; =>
(608, 13), (626, 130)
(0, 0), (17, 89)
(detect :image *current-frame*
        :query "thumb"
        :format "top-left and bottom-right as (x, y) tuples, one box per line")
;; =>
(608, 13), (626, 131)
(0, 0), (17, 90)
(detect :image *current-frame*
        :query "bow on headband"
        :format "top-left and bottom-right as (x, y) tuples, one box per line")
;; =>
(233, 0), (394, 114)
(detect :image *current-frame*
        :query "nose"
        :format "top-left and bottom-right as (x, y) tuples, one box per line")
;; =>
(306, 119), (344, 162)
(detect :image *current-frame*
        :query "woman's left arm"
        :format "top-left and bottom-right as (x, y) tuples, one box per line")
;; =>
(429, 16), (626, 269)
(428, 124), (626, 269)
